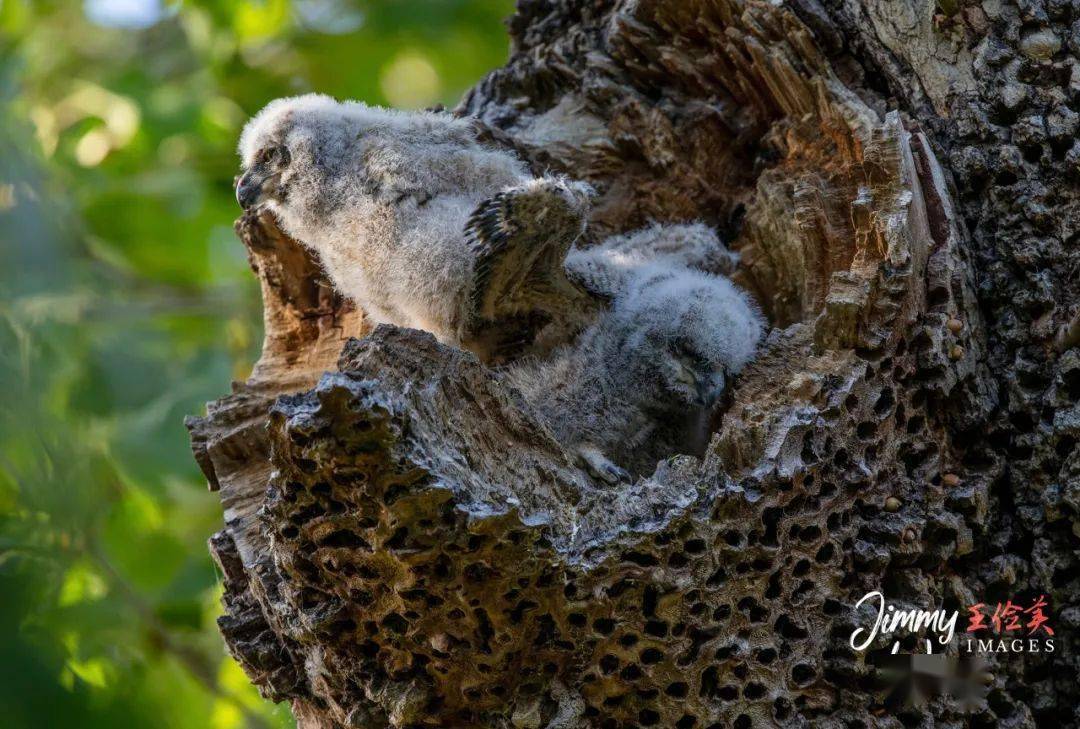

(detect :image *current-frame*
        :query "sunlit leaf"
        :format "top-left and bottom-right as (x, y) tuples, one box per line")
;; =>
(58, 560), (108, 606)
(211, 699), (243, 729)
(65, 655), (114, 689)
(234, 0), (290, 44)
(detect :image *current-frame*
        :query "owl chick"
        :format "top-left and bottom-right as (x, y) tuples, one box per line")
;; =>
(564, 222), (743, 299)
(504, 226), (764, 481)
(237, 94), (598, 361)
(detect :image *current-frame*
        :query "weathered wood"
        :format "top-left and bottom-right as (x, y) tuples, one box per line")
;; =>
(190, 0), (1078, 725)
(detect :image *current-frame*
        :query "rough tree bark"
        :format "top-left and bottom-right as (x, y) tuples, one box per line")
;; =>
(188, 1), (1079, 726)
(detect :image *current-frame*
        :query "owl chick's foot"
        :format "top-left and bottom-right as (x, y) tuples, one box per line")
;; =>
(576, 445), (631, 484)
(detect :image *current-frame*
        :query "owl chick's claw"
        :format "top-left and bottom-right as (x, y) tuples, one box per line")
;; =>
(577, 445), (632, 485)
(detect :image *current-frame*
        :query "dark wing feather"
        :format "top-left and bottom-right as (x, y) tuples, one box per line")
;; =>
(464, 178), (601, 358)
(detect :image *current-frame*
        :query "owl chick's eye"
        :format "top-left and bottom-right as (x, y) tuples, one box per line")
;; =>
(262, 145), (290, 166)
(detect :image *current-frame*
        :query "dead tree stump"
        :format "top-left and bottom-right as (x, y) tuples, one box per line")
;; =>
(189, 1), (1079, 726)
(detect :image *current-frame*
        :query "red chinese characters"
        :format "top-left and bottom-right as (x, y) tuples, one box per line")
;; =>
(965, 595), (1053, 636)
(1024, 595), (1054, 636)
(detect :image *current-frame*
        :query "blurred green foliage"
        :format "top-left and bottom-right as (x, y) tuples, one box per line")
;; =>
(0, 1), (512, 726)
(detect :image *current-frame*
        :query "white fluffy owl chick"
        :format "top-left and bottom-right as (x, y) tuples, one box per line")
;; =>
(504, 227), (765, 481)
(237, 94), (597, 361)
(564, 222), (742, 298)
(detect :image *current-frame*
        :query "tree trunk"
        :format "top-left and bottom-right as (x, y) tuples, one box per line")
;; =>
(188, 1), (1079, 726)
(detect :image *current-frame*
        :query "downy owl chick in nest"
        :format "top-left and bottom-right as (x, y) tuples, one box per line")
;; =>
(237, 93), (597, 363)
(238, 95), (765, 482)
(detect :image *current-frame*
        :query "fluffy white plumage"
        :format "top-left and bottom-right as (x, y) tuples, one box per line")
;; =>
(237, 94), (595, 361)
(505, 226), (765, 480)
(564, 222), (742, 300)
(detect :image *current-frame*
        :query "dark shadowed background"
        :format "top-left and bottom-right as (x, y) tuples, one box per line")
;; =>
(0, 1), (512, 726)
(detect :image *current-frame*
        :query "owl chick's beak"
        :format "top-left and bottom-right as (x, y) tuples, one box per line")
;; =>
(668, 352), (726, 407)
(236, 169), (271, 210)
